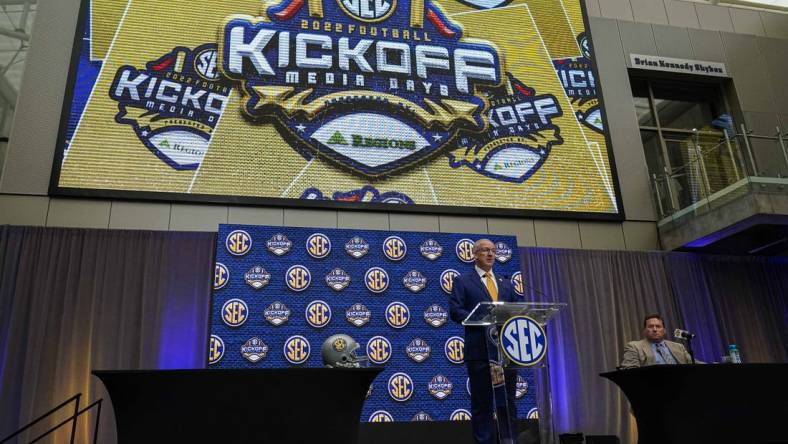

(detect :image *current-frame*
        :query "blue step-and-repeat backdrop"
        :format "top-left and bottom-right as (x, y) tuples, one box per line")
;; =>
(209, 224), (537, 422)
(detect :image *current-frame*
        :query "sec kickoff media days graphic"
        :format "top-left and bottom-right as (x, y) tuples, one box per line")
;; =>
(54, 0), (620, 217)
(209, 224), (538, 422)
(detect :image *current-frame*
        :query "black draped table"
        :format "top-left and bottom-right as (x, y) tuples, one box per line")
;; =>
(601, 364), (788, 444)
(94, 368), (382, 444)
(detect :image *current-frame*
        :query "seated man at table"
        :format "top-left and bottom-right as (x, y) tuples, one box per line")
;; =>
(620, 314), (692, 368)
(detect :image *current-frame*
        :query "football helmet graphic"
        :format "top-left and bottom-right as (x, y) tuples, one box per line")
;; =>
(321, 334), (368, 368)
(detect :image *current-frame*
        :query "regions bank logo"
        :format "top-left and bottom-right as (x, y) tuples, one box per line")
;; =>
(219, 0), (503, 179)
(109, 44), (231, 170)
(447, 73), (562, 183)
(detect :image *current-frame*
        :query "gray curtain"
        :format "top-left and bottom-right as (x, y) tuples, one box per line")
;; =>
(0, 226), (215, 443)
(520, 247), (788, 444)
(520, 248), (680, 444)
(666, 253), (788, 363)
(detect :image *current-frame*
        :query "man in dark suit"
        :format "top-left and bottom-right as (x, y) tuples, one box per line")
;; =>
(620, 314), (693, 368)
(449, 238), (521, 444)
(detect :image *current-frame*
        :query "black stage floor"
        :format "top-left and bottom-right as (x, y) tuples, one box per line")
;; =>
(358, 419), (540, 444)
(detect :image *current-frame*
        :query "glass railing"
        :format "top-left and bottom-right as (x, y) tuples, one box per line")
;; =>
(651, 124), (788, 230)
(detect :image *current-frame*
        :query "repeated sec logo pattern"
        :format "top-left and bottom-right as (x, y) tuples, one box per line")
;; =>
(209, 224), (536, 422)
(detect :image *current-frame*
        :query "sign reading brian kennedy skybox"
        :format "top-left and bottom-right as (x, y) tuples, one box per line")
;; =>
(630, 54), (728, 77)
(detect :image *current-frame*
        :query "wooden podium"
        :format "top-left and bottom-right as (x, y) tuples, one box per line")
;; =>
(601, 364), (788, 444)
(94, 368), (382, 444)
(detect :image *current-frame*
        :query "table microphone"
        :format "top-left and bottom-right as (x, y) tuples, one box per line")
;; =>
(674, 328), (695, 339)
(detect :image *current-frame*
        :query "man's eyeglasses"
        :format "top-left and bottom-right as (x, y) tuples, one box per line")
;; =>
(476, 247), (497, 254)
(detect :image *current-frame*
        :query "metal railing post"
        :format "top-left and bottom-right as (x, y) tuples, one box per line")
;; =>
(740, 123), (758, 176)
(723, 129), (741, 180)
(69, 393), (81, 444)
(664, 166), (678, 211)
(693, 132), (713, 198)
(777, 126), (788, 177)
(652, 173), (665, 217)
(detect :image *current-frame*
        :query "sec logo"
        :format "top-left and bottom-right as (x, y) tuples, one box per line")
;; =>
(439, 269), (459, 294)
(222, 298), (248, 327)
(445, 336), (465, 364)
(194, 47), (220, 81)
(305, 300), (332, 328)
(369, 411), (393, 422)
(284, 335), (310, 364)
(388, 372), (413, 402)
(225, 230), (252, 256)
(515, 375), (528, 399)
(450, 409), (472, 421)
(382, 236), (407, 261)
(338, 0), (394, 22)
(386, 302), (410, 328)
(306, 233), (332, 259)
(511, 271), (524, 296)
(527, 408), (539, 420)
(366, 336), (392, 364)
(364, 267), (389, 293)
(286, 265), (311, 291)
(455, 238), (475, 263)
(501, 315), (547, 366)
(208, 335), (224, 365)
(214, 262), (229, 290)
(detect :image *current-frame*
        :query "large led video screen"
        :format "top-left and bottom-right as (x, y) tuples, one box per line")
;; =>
(52, 0), (621, 218)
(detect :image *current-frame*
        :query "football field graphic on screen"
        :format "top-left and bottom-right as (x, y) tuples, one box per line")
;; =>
(54, 0), (621, 217)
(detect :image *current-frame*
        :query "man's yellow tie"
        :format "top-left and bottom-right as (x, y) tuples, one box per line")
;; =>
(484, 273), (498, 302)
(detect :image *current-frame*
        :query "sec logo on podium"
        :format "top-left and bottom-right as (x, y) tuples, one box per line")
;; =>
(500, 315), (547, 366)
